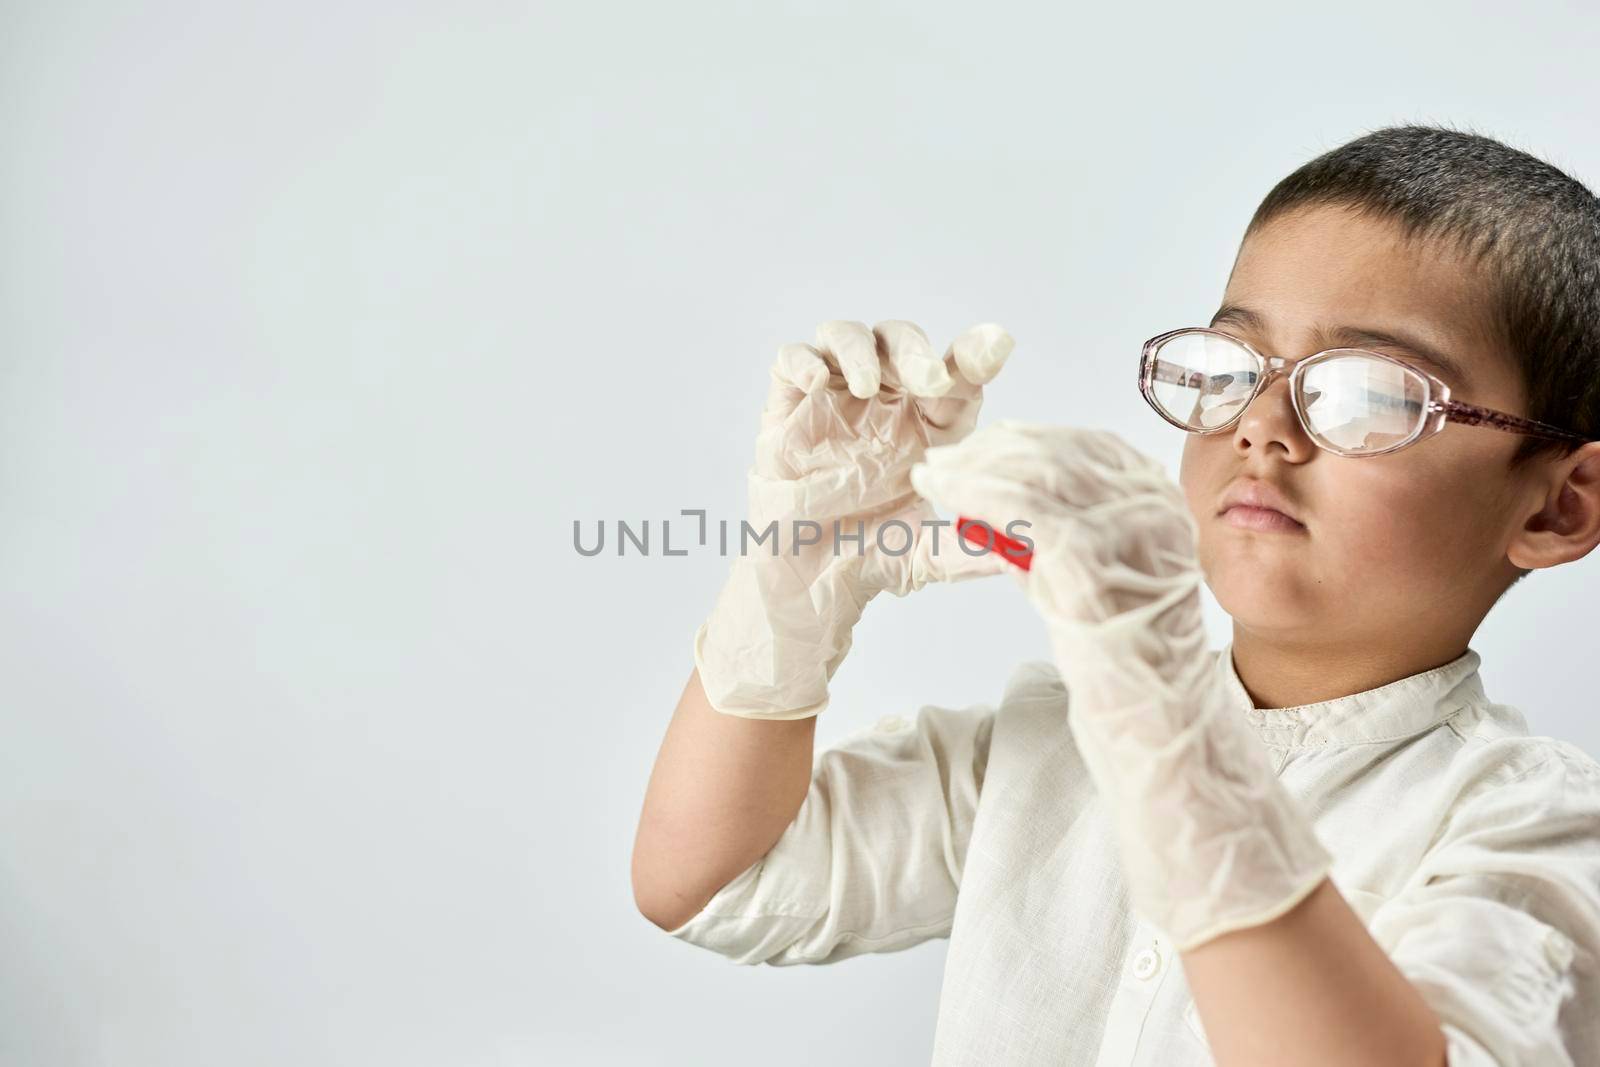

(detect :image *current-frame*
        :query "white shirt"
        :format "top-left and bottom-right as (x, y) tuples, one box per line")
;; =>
(663, 643), (1600, 1065)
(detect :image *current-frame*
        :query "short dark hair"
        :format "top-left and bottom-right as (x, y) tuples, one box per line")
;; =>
(1242, 122), (1600, 588)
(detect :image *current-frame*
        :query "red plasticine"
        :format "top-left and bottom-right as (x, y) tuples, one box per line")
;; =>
(956, 515), (1033, 571)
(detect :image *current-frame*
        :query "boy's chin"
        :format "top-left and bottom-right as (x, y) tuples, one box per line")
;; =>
(1206, 568), (1319, 627)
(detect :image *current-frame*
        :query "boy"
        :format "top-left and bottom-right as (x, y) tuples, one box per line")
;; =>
(632, 124), (1600, 1065)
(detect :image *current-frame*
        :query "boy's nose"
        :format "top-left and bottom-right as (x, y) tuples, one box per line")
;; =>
(1232, 356), (1316, 454)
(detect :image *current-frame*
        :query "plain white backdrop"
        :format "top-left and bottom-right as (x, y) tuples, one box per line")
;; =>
(2, 2), (1597, 1064)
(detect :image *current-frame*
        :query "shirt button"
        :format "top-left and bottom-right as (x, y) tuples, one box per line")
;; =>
(875, 715), (908, 733)
(1132, 946), (1161, 980)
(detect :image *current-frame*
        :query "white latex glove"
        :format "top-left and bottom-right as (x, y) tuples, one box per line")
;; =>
(694, 319), (1016, 720)
(909, 419), (1333, 951)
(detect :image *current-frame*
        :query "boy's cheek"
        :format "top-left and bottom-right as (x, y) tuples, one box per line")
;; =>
(1177, 438), (1223, 520)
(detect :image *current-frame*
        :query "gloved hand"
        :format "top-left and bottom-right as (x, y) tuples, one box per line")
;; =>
(694, 319), (1015, 720)
(909, 419), (1333, 951)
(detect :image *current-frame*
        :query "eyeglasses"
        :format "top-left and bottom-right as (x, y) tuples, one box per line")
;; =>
(1138, 326), (1593, 458)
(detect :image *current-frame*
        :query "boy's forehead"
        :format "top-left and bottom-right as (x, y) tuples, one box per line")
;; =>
(1221, 205), (1497, 364)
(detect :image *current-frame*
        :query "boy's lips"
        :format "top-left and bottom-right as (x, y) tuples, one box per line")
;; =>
(1221, 505), (1307, 533)
(1217, 479), (1307, 530)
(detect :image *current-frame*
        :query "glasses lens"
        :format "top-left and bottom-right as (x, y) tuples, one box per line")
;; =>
(1147, 332), (1260, 430)
(1146, 333), (1432, 454)
(1298, 352), (1429, 454)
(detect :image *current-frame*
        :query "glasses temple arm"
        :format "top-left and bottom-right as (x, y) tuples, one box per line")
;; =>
(1437, 398), (1593, 444)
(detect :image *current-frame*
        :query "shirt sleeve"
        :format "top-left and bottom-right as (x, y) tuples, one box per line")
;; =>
(662, 698), (997, 967)
(1362, 741), (1600, 1067)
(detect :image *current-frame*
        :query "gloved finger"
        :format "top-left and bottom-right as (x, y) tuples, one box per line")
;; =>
(903, 521), (1015, 591)
(925, 419), (1089, 469)
(875, 319), (954, 398)
(762, 341), (833, 421)
(950, 323), (1014, 386)
(920, 324), (1016, 407)
(909, 462), (1066, 536)
(815, 320), (881, 400)
(919, 422), (1065, 494)
(922, 420), (1176, 508)
(755, 342), (836, 481)
(923, 415), (1050, 452)
(761, 340), (838, 435)
(915, 323), (1015, 438)
(919, 446), (1196, 579)
(772, 341), (831, 393)
(982, 419), (1168, 480)
(921, 421), (1039, 469)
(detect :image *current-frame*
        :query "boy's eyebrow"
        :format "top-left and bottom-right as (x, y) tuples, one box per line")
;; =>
(1207, 303), (1473, 390)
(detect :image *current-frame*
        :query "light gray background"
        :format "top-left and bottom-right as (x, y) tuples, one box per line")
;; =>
(3, 2), (1597, 1064)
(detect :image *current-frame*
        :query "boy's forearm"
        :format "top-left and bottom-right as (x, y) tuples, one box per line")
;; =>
(631, 665), (816, 931)
(1180, 877), (1447, 1067)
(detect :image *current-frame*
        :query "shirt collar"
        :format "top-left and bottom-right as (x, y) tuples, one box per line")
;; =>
(1213, 640), (1486, 749)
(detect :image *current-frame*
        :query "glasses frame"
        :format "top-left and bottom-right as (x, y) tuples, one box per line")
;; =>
(1138, 326), (1593, 458)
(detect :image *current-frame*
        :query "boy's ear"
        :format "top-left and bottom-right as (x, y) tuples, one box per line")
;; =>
(1507, 442), (1600, 571)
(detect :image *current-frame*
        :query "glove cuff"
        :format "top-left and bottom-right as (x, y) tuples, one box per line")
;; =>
(1056, 632), (1335, 953)
(691, 555), (834, 720)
